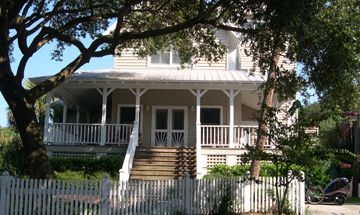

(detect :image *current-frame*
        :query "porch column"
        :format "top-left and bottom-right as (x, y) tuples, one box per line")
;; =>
(190, 89), (207, 179)
(130, 88), (147, 146)
(43, 92), (52, 145)
(196, 89), (202, 178)
(101, 88), (107, 146)
(97, 88), (115, 146)
(223, 89), (240, 148)
(229, 90), (235, 148)
(135, 89), (140, 124)
(62, 103), (67, 123)
(76, 106), (80, 123)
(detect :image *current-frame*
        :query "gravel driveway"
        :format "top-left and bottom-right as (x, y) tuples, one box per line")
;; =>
(307, 203), (360, 215)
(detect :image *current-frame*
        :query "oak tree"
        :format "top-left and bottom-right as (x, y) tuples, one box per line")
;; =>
(0, 0), (248, 178)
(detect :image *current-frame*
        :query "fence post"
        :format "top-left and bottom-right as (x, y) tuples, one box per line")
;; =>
(101, 174), (110, 215)
(243, 171), (251, 212)
(299, 172), (305, 215)
(184, 173), (191, 214)
(0, 171), (11, 215)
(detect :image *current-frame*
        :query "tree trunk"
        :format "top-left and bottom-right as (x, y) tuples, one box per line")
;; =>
(249, 49), (280, 179)
(0, 10), (50, 178)
(1, 82), (50, 179)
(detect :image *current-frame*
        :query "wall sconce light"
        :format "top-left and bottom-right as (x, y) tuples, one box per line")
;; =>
(189, 105), (195, 112)
(145, 105), (151, 111)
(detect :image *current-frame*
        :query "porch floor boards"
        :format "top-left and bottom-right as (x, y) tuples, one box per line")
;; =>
(129, 147), (196, 180)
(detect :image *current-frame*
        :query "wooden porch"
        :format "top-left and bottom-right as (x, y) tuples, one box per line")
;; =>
(45, 123), (269, 148)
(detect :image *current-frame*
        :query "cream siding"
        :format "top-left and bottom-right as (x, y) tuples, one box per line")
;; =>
(241, 104), (258, 121)
(191, 58), (227, 70)
(114, 30), (230, 71)
(114, 48), (147, 70)
(238, 43), (254, 70)
(192, 30), (228, 70)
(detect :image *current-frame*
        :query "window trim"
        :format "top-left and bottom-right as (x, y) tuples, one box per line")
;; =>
(147, 51), (180, 67)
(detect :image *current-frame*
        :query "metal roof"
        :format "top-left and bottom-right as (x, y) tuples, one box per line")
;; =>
(64, 68), (266, 83)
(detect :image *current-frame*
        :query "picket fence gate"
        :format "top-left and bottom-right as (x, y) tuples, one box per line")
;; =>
(0, 172), (305, 215)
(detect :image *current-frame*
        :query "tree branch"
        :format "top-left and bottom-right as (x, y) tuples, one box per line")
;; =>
(21, 0), (34, 19)
(16, 22), (28, 52)
(44, 27), (87, 52)
(207, 22), (258, 35)
(28, 53), (91, 100)
(7, 0), (27, 23)
(24, 0), (229, 99)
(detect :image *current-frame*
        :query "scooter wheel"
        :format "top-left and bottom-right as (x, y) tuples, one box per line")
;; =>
(306, 186), (324, 204)
(334, 194), (346, 205)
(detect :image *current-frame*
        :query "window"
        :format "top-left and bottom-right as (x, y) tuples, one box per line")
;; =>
(150, 51), (181, 66)
(201, 108), (221, 125)
(155, 109), (168, 129)
(119, 107), (135, 124)
(172, 109), (184, 130)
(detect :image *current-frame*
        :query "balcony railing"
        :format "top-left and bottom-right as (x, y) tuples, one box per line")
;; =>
(47, 123), (133, 145)
(201, 125), (271, 148)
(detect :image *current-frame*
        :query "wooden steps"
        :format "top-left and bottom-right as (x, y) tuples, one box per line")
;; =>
(129, 147), (196, 180)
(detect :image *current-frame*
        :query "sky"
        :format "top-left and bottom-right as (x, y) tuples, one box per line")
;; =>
(0, 41), (113, 127)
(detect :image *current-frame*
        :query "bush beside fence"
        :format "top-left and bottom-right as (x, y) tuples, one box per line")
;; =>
(0, 172), (305, 215)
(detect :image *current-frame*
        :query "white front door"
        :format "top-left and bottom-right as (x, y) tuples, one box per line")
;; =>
(152, 107), (188, 147)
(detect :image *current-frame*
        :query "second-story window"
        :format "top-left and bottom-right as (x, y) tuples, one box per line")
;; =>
(150, 51), (181, 66)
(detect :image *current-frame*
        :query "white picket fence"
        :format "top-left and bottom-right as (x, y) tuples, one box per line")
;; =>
(0, 172), (305, 215)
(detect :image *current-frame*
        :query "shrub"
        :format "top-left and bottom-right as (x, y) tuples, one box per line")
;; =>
(205, 163), (281, 178)
(0, 133), (28, 177)
(49, 156), (123, 179)
(53, 170), (106, 180)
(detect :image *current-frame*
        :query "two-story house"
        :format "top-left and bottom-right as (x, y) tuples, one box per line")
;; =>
(31, 29), (294, 181)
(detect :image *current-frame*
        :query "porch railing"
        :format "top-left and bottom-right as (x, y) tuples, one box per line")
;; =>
(119, 120), (139, 181)
(201, 125), (271, 148)
(47, 123), (133, 145)
(201, 125), (230, 147)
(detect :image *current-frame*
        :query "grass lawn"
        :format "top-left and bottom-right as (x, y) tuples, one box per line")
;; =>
(346, 197), (360, 204)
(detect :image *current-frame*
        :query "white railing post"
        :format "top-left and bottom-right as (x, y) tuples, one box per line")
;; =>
(101, 174), (110, 214)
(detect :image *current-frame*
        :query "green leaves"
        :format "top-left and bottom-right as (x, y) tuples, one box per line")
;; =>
(296, 0), (360, 111)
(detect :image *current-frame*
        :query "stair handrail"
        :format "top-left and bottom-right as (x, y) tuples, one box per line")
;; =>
(119, 120), (139, 181)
